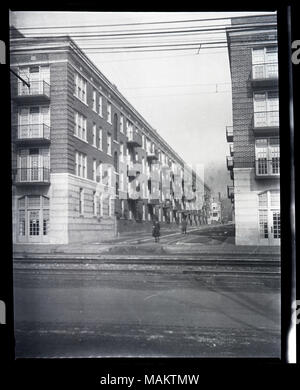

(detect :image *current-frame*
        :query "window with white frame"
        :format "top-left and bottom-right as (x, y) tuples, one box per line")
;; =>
(107, 134), (112, 155)
(107, 102), (112, 123)
(79, 188), (84, 215)
(98, 128), (103, 150)
(98, 94), (103, 117)
(255, 138), (280, 176)
(120, 142), (124, 162)
(74, 111), (87, 141)
(74, 72), (87, 104)
(99, 193), (103, 216)
(253, 91), (279, 128)
(18, 106), (50, 140)
(93, 159), (97, 181)
(92, 124), (97, 147)
(18, 65), (50, 95)
(18, 195), (50, 237)
(93, 191), (97, 216)
(75, 151), (87, 178)
(97, 162), (102, 183)
(252, 46), (278, 79)
(120, 114), (124, 133)
(92, 89), (97, 111)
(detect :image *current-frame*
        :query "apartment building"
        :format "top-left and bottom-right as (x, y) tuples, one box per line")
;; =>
(10, 28), (211, 244)
(226, 14), (280, 246)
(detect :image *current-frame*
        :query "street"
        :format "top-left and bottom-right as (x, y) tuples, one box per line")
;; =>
(13, 224), (281, 358)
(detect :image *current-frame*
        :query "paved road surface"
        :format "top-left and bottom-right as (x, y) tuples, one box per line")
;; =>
(14, 262), (280, 358)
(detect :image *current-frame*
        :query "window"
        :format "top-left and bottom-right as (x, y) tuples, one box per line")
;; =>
(74, 111), (87, 141)
(99, 193), (103, 216)
(93, 191), (97, 216)
(18, 65), (50, 95)
(108, 195), (111, 217)
(120, 143), (124, 162)
(98, 128), (103, 150)
(120, 114), (124, 133)
(252, 46), (278, 79)
(97, 162), (102, 183)
(74, 72), (87, 103)
(121, 200), (124, 217)
(253, 91), (279, 128)
(18, 105), (50, 140)
(17, 147), (50, 183)
(258, 191), (281, 240)
(255, 138), (280, 176)
(107, 134), (112, 155)
(18, 195), (49, 238)
(92, 89), (97, 111)
(75, 151), (87, 178)
(79, 188), (84, 215)
(113, 113), (118, 141)
(107, 102), (112, 123)
(142, 134), (145, 149)
(92, 124), (97, 147)
(93, 159), (97, 181)
(98, 95), (103, 117)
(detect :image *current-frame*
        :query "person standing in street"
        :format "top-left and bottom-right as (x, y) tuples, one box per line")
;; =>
(152, 218), (161, 243)
(181, 216), (187, 235)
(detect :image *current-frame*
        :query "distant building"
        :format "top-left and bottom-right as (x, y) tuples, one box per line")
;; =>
(208, 198), (221, 224)
(10, 28), (211, 244)
(226, 15), (280, 245)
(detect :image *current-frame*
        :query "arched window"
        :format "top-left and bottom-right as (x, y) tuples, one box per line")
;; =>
(113, 113), (118, 141)
(114, 151), (118, 173)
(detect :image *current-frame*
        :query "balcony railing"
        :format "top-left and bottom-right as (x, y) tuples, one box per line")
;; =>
(16, 80), (51, 99)
(147, 149), (159, 161)
(14, 167), (50, 184)
(253, 111), (279, 130)
(252, 62), (278, 81)
(255, 158), (280, 178)
(226, 156), (234, 170)
(226, 126), (233, 142)
(127, 131), (142, 147)
(15, 124), (51, 142)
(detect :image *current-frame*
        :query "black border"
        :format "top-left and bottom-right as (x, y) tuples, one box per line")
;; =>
(1, 1), (298, 384)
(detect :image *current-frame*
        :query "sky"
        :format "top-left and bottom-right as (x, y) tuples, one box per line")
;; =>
(10, 11), (273, 197)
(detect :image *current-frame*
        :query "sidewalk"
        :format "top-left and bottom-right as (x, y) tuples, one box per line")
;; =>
(13, 237), (280, 258)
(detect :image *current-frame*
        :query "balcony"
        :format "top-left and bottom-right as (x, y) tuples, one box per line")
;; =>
(148, 198), (160, 205)
(127, 131), (142, 147)
(253, 111), (279, 135)
(13, 80), (51, 103)
(147, 148), (159, 162)
(251, 63), (278, 87)
(229, 143), (234, 156)
(127, 162), (141, 178)
(226, 156), (234, 170)
(14, 124), (51, 145)
(255, 159), (280, 179)
(227, 185), (234, 201)
(14, 167), (50, 185)
(226, 126), (233, 142)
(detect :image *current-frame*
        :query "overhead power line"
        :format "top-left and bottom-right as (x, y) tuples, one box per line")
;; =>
(11, 13), (276, 31)
(16, 23), (277, 38)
